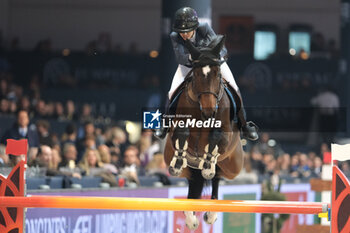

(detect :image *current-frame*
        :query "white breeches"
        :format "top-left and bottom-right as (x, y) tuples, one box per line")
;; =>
(168, 62), (239, 100)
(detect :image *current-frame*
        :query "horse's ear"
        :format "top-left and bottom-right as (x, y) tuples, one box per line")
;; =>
(185, 40), (201, 60)
(211, 35), (226, 57)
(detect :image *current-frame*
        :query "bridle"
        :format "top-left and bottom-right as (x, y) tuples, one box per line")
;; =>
(186, 66), (225, 117)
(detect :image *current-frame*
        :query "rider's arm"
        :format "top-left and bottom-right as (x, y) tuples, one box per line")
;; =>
(170, 32), (192, 67)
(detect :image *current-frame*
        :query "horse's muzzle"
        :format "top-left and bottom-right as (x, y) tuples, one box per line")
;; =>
(201, 108), (217, 120)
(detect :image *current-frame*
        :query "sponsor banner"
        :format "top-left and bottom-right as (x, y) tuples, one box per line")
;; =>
(26, 189), (168, 233)
(280, 184), (316, 233)
(219, 185), (262, 233)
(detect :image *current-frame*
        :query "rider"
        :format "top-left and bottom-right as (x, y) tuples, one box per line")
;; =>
(155, 7), (258, 141)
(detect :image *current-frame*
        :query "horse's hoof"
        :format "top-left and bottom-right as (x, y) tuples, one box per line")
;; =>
(185, 212), (199, 230)
(169, 156), (187, 176)
(186, 220), (199, 231)
(204, 212), (217, 225)
(202, 169), (215, 180)
(169, 166), (182, 176)
(201, 161), (216, 179)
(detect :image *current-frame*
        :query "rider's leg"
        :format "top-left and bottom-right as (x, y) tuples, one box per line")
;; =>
(168, 65), (192, 100)
(155, 65), (191, 139)
(220, 62), (259, 141)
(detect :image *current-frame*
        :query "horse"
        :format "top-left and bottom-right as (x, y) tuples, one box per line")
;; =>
(164, 35), (244, 230)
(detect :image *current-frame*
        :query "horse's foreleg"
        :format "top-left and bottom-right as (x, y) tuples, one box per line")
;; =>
(200, 129), (223, 179)
(204, 168), (220, 225)
(169, 127), (190, 176)
(185, 168), (204, 230)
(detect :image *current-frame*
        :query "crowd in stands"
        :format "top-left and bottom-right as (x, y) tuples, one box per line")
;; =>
(0, 100), (346, 189)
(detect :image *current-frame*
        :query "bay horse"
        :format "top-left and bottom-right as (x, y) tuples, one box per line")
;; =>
(164, 35), (244, 230)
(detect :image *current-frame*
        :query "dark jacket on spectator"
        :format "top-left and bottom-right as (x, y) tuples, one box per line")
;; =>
(1, 123), (39, 147)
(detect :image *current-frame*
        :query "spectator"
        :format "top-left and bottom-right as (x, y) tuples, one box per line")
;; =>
(320, 143), (331, 157)
(36, 120), (53, 147)
(110, 151), (122, 169)
(8, 100), (17, 115)
(59, 143), (78, 168)
(340, 162), (350, 177)
(277, 153), (291, 176)
(51, 133), (61, 148)
(95, 127), (105, 146)
(0, 144), (9, 167)
(250, 149), (265, 174)
(65, 100), (77, 121)
(139, 129), (153, 167)
(45, 101), (55, 118)
(106, 127), (127, 155)
(8, 154), (26, 167)
(98, 144), (118, 174)
(78, 121), (95, 140)
(80, 103), (94, 123)
(76, 135), (97, 162)
(77, 121), (96, 160)
(79, 149), (98, 172)
(51, 147), (62, 171)
(61, 123), (78, 147)
(145, 152), (170, 186)
(0, 99), (9, 114)
(295, 153), (311, 178)
(78, 148), (117, 186)
(29, 144), (52, 168)
(18, 96), (33, 117)
(120, 145), (143, 184)
(145, 152), (167, 175)
(54, 102), (65, 121)
(263, 153), (276, 176)
(1, 110), (39, 157)
(312, 157), (322, 177)
(35, 100), (47, 118)
(290, 153), (300, 177)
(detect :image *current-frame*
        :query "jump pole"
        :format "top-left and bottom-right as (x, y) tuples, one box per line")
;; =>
(0, 196), (329, 215)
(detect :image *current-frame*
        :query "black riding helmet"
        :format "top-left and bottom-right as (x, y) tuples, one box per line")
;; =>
(173, 7), (199, 33)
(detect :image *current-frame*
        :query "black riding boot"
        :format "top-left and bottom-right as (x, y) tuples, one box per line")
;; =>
(238, 107), (259, 141)
(233, 89), (259, 141)
(154, 98), (170, 140)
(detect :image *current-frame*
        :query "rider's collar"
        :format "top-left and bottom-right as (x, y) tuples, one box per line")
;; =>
(189, 31), (196, 43)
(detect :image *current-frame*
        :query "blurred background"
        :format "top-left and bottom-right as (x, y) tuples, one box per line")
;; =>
(0, 0), (349, 232)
